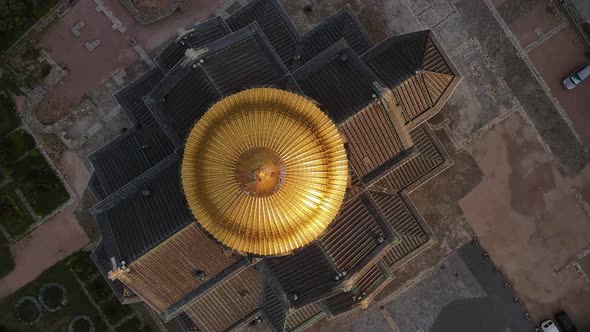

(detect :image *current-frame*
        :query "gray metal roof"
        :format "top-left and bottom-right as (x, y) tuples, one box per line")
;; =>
(91, 154), (192, 263)
(156, 17), (231, 72)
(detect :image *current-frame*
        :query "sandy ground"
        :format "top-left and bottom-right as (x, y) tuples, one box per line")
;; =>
(459, 113), (590, 328)
(0, 151), (91, 300)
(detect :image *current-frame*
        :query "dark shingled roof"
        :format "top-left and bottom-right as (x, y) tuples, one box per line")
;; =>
(146, 24), (289, 147)
(145, 64), (220, 146)
(114, 66), (164, 128)
(284, 303), (324, 331)
(177, 312), (199, 332)
(361, 31), (429, 89)
(340, 101), (411, 180)
(262, 281), (288, 331)
(199, 23), (289, 95)
(156, 17), (231, 72)
(371, 124), (447, 192)
(362, 31), (457, 125)
(183, 267), (263, 332)
(293, 41), (379, 124)
(323, 263), (389, 317)
(272, 74), (304, 94)
(265, 243), (340, 308)
(88, 173), (106, 201)
(299, 5), (373, 64)
(91, 154), (192, 263)
(88, 125), (174, 195)
(226, 0), (300, 67)
(318, 195), (389, 274)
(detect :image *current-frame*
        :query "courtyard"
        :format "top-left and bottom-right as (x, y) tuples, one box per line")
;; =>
(0, 0), (589, 331)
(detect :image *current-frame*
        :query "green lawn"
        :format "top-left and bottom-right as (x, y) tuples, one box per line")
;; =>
(116, 316), (153, 332)
(0, 93), (21, 137)
(0, 0), (62, 53)
(0, 191), (35, 237)
(0, 128), (36, 164)
(0, 229), (13, 278)
(0, 255), (108, 332)
(68, 253), (98, 284)
(11, 151), (69, 217)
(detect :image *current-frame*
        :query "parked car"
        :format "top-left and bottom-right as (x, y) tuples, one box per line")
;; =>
(562, 64), (590, 90)
(554, 311), (577, 332)
(540, 319), (560, 332)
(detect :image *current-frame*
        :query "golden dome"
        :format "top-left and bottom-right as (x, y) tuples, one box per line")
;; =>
(181, 88), (348, 255)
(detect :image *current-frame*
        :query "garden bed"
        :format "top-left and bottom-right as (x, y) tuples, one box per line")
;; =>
(0, 244), (14, 278)
(116, 316), (152, 332)
(0, 191), (35, 237)
(0, 231), (13, 278)
(0, 255), (107, 332)
(15, 296), (43, 324)
(0, 93), (21, 137)
(0, 129), (36, 164)
(39, 283), (68, 312)
(0, 0), (62, 53)
(11, 151), (69, 217)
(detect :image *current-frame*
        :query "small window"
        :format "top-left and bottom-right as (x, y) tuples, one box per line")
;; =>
(571, 74), (582, 85)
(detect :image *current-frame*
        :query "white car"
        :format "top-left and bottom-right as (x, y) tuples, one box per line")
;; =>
(562, 64), (590, 90)
(541, 319), (560, 332)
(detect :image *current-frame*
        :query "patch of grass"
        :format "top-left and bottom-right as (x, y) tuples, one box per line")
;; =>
(69, 251), (136, 326)
(0, 243), (14, 278)
(11, 152), (68, 217)
(100, 296), (133, 325)
(0, 191), (35, 237)
(0, 93), (21, 137)
(69, 252), (98, 283)
(0, 0), (62, 53)
(0, 128), (35, 165)
(581, 23), (590, 44)
(0, 254), (108, 332)
(86, 278), (112, 302)
(71, 318), (91, 332)
(0, 228), (8, 244)
(116, 317), (153, 332)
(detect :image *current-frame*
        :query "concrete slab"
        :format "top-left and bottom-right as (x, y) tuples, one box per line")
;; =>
(459, 112), (590, 328)
(384, 255), (484, 332)
(508, 1), (564, 47)
(343, 304), (392, 332)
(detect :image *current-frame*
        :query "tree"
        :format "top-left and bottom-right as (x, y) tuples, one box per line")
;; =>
(0, 0), (28, 34)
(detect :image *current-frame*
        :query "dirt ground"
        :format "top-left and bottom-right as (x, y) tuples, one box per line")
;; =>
(459, 113), (590, 328)
(131, 0), (177, 14)
(35, 0), (224, 124)
(497, 0), (590, 148)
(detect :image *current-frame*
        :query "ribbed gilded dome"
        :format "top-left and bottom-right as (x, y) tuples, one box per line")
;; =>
(181, 88), (348, 255)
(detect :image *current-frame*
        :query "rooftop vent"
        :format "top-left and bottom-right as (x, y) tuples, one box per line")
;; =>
(192, 269), (207, 280)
